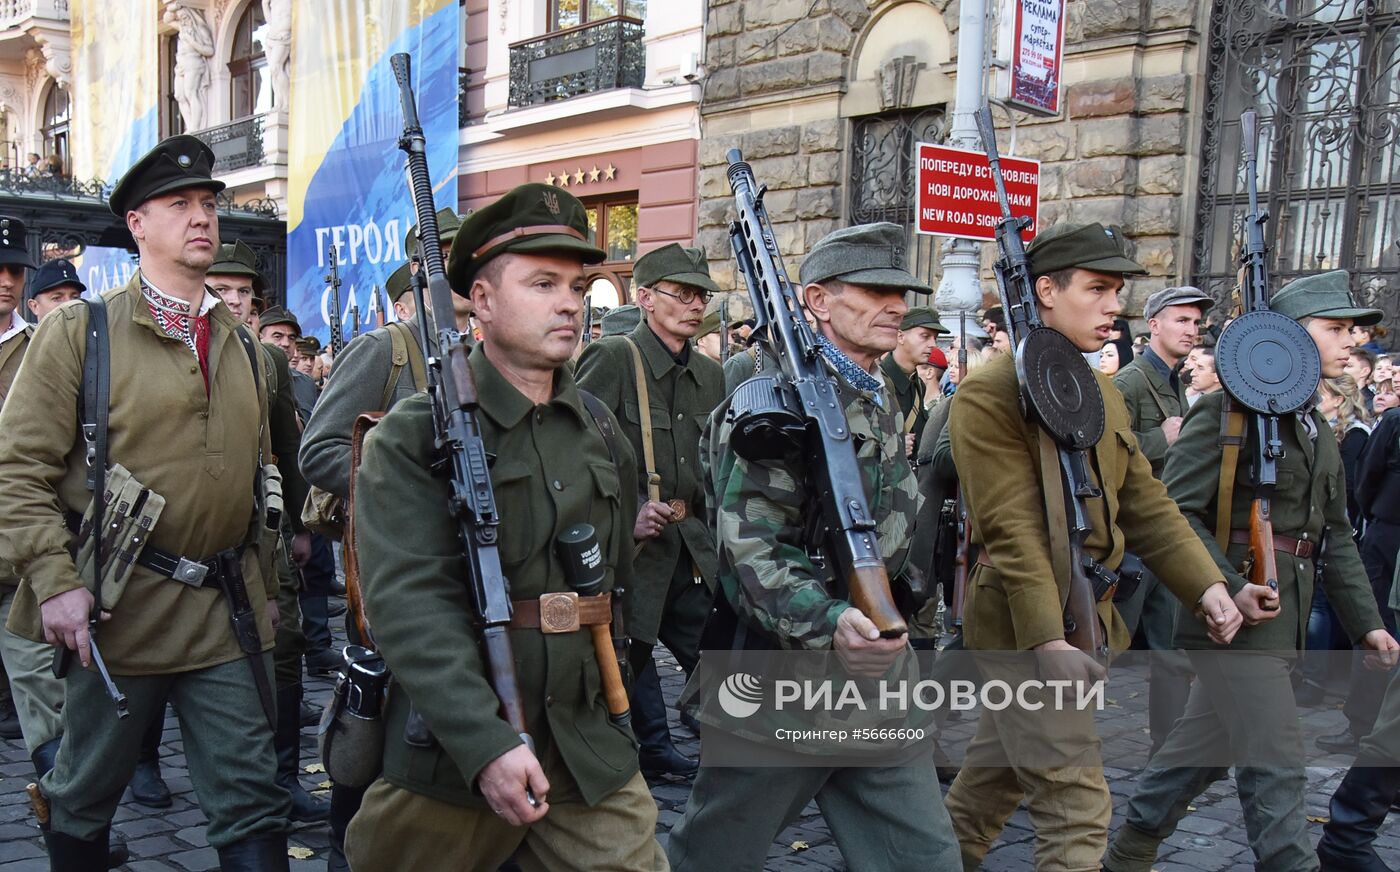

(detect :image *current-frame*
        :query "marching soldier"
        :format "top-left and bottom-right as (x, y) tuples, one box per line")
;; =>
(345, 183), (667, 871)
(666, 223), (961, 872)
(1104, 271), (1398, 872)
(879, 306), (946, 456)
(0, 135), (291, 868)
(575, 243), (724, 778)
(944, 223), (1241, 871)
(1112, 285), (1213, 755)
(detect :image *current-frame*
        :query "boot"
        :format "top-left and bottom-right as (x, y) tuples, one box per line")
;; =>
(1317, 765), (1400, 871)
(275, 683), (330, 823)
(300, 699), (321, 730)
(41, 827), (111, 871)
(216, 834), (291, 872)
(327, 782), (363, 872)
(1102, 823), (1163, 872)
(303, 646), (342, 678)
(31, 739), (128, 868)
(1317, 725), (1365, 755)
(0, 695), (22, 740)
(631, 658), (697, 778)
(127, 714), (171, 808)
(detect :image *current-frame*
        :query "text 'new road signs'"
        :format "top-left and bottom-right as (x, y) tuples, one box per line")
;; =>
(915, 143), (1040, 243)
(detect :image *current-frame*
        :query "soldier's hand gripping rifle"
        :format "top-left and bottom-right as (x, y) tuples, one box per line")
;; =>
(724, 149), (907, 637)
(1215, 110), (1320, 606)
(391, 52), (537, 797)
(976, 107), (1109, 662)
(326, 244), (344, 357)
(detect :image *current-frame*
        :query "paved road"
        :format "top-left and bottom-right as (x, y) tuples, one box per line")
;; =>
(0, 615), (1396, 871)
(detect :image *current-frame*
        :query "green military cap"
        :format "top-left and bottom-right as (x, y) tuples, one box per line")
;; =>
(208, 240), (265, 290)
(601, 304), (641, 337)
(900, 306), (950, 333)
(404, 208), (464, 258)
(447, 183), (605, 294)
(259, 306), (301, 335)
(1025, 222), (1147, 277)
(695, 309), (722, 339)
(109, 134), (226, 217)
(633, 243), (720, 294)
(1144, 285), (1212, 320)
(386, 262), (413, 301)
(1272, 270), (1382, 327)
(296, 336), (322, 356)
(798, 222), (933, 293)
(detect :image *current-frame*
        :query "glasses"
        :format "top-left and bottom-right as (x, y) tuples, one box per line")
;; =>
(651, 286), (711, 306)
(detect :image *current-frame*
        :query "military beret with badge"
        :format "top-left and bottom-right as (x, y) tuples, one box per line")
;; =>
(446, 183), (605, 294)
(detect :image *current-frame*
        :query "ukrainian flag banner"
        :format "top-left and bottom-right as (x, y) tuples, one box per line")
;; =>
(70, 0), (160, 294)
(287, 0), (459, 342)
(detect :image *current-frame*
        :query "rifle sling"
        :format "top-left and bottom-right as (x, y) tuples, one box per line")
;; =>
(623, 337), (663, 505)
(82, 299), (111, 618)
(1216, 395), (1247, 549)
(1035, 428), (1073, 612)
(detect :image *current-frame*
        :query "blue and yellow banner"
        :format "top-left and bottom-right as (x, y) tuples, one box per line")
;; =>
(287, 0), (459, 342)
(69, 0), (160, 294)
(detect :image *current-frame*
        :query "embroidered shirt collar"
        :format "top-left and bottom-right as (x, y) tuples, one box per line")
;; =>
(141, 272), (218, 355)
(816, 334), (884, 406)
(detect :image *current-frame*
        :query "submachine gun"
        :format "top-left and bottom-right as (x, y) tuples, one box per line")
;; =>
(723, 149), (908, 637)
(1213, 109), (1320, 600)
(326, 244), (344, 357)
(976, 107), (1110, 662)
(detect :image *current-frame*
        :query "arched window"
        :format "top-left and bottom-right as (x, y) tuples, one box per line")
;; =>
(41, 83), (70, 177)
(228, 2), (269, 119)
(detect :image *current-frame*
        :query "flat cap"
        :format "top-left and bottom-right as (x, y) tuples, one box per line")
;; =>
(900, 306), (950, 333)
(27, 258), (85, 300)
(695, 309), (722, 339)
(1144, 285), (1213, 320)
(386, 262), (413, 301)
(601, 304), (641, 337)
(634, 244), (719, 294)
(404, 208), (464, 260)
(799, 222), (933, 293)
(0, 216), (35, 269)
(207, 241), (265, 290)
(258, 306), (301, 334)
(1272, 270), (1382, 327)
(447, 183), (605, 294)
(1026, 223), (1147, 277)
(109, 135), (225, 217)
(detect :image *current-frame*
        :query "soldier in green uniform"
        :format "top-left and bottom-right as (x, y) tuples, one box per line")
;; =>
(1111, 285), (1213, 755)
(666, 223), (961, 872)
(344, 183), (667, 872)
(1103, 270), (1399, 872)
(600, 304), (641, 337)
(575, 243), (724, 778)
(0, 135), (291, 868)
(879, 306), (946, 457)
(944, 223), (1242, 872)
(0, 216), (35, 406)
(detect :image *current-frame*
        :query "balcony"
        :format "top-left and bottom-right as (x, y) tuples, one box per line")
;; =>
(190, 113), (267, 173)
(507, 16), (645, 109)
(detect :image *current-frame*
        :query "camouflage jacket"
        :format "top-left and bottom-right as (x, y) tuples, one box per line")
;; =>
(700, 349), (918, 651)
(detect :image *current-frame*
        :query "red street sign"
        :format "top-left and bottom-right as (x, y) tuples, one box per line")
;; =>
(914, 142), (1040, 243)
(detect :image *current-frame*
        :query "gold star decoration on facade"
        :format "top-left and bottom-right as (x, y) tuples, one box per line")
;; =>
(604, 163), (617, 180)
(573, 168), (585, 184)
(544, 171), (556, 186)
(556, 169), (569, 187)
(588, 165), (601, 182)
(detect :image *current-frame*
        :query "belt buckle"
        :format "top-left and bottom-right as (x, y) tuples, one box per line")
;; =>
(538, 592), (580, 634)
(172, 557), (209, 587)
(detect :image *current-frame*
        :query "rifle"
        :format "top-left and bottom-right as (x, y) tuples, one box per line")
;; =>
(976, 107), (1109, 661)
(391, 52), (536, 790)
(725, 149), (907, 637)
(719, 297), (730, 362)
(325, 244), (344, 357)
(948, 310), (971, 632)
(581, 295), (593, 347)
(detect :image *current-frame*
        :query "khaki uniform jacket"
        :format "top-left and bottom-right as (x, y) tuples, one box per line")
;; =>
(1113, 354), (1183, 477)
(880, 354), (928, 448)
(574, 322), (723, 644)
(0, 277), (275, 674)
(949, 354), (1219, 652)
(1165, 390), (1383, 650)
(0, 320), (34, 586)
(261, 343), (308, 532)
(354, 344), (641, 808)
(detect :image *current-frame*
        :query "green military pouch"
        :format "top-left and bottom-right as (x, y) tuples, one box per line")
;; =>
(71, 461), (166, 611)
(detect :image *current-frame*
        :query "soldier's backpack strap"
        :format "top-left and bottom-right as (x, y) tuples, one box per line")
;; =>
(579, 390), (627, 484)
(79, 298), (111, 618)
(343, 411), (386, 647)
(1215, 394), (1248, 549)
(381, 322), (428, 410)
(622, 337), (662, 504)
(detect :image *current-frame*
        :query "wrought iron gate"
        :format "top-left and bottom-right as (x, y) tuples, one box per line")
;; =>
(1192, 0), (1400, 335)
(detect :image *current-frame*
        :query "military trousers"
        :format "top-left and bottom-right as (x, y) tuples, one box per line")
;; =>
(272, 539), (307, 689)
(43, 653), (290, 848)
(1106, 651), (1313, 872)
(0, 586), (64, 752)
(1114, 565), (1193, 755)
(666, 749), (959, 872)
(344, 771), (667, 872)
(1341, 521), (1400, 734)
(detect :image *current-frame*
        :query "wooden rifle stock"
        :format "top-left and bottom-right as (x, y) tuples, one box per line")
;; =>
(1248, 498), (1281, 605)
(848, 564), (906, 636)
(1064, 540), (1108, 660)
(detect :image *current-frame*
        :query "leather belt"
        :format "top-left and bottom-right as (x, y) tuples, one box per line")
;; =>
(509, 592), (612, 634)
(1229, 530), (1316, 559)
(136, 545), (244, 588)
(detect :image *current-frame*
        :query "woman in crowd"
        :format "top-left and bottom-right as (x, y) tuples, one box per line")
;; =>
(1373, 378), (1397, 415)
(1352, 323), (1388, 355)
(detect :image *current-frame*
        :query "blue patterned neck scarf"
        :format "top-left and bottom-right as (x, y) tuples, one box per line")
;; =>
(815, 335), (884, 407)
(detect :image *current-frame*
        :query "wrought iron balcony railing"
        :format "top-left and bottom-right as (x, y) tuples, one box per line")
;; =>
(508, 16), (645, 109)
(191, 114), (267, 173)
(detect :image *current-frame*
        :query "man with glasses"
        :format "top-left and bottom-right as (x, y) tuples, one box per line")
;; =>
(576, 243), (725, 779)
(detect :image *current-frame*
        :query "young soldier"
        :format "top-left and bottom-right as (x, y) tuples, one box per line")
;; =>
(1104, 270), (1398, 872)
(944, 223), (1241, 872)
(1112, 285), (1213, 755)
(575, 243), (724, 778)
(666, 223), (961, 872)
(345, 184), (666, 871)
(879, 305), (946, 456)
(0, 135), (291, 868)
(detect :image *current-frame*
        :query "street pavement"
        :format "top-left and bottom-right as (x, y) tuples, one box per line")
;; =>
(0, 612), (1396, 871)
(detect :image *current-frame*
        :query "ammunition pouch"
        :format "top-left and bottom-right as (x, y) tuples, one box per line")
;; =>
(319, 645), (390, 787)
(728, 375), (805, 461)
(68, 463), (165, 612)
(301, 487), (346, 540)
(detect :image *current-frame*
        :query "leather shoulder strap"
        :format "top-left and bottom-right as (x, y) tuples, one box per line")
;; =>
(623, 337), (661, 503)
(1215, 394), (1247, 548)
(1036, 428), (1072, 608)
(81, 298), (110, 610)
(344, 411), (386, 646)
(579, 389), (626, 481)
(382, 323), (428, 409)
